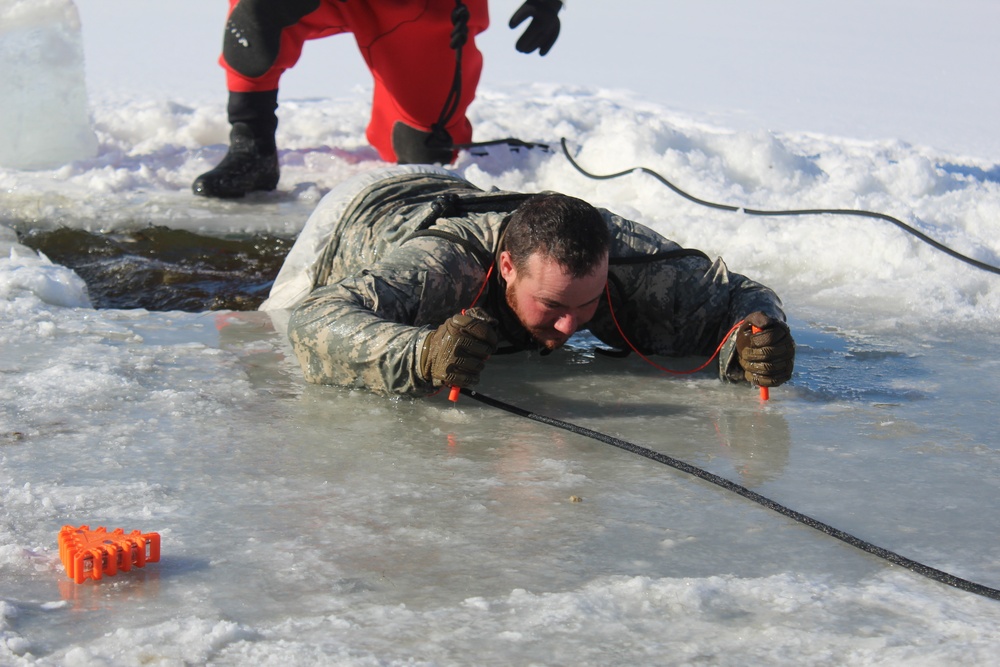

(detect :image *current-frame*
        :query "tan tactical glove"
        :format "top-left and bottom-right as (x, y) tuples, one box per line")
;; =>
(735, 311), (795, 387)
(419, 308), (499, 389)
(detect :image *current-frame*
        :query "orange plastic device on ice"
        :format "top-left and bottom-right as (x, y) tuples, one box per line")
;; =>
(58, 525), (161, 584)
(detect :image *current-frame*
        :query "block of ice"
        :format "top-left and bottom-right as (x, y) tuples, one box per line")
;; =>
(0, 0), (97, 169)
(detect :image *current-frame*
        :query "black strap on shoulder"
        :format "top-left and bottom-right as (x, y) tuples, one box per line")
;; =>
(453, 191), (535, 214)
(404, 191), (536, 270)
(610, 248), (710, 265)
(413, 191), (533, 230)
(416, 192), (462, 230)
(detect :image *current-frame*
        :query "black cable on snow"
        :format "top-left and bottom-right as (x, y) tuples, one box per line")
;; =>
(558, 137), (1000, 277)
(460, 387), (1000, 602)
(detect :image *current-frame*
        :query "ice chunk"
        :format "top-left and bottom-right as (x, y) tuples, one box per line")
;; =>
(0, 226), (92, 308)
(0, 0), (97, 169)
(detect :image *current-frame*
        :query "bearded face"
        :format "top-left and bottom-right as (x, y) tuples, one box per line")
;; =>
(500, 250), (608, 350)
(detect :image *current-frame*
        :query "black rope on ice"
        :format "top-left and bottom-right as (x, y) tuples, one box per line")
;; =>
(558, 137), (1000, 277)
(460, 387), (1000, 602)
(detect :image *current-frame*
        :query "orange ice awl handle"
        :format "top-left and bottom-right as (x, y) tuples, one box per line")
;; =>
(449, 308), (468, 403)
(751, 325), (769, 401)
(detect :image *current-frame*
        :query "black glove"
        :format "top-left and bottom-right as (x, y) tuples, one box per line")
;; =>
(509, 0), (562, 56)
(734, 312), (795, 388)
(420, 308), (498, 388)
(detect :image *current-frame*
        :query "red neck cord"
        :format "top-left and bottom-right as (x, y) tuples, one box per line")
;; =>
(605, 282), (743, 376)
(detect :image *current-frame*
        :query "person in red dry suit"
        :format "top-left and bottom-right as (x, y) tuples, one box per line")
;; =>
(192, 0), (563, 199)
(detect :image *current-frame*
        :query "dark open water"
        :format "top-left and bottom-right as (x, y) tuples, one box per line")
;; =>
(20, 227), (293, 311)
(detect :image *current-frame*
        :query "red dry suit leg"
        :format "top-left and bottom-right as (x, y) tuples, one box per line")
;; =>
(221, 0), (488, 162)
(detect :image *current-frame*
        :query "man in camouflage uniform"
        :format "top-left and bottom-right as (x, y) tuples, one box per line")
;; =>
(263, 166), (795, 396)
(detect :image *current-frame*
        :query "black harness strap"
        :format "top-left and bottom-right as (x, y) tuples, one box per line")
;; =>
(404, 190), (537, 273)
(610, 248), (710, 265)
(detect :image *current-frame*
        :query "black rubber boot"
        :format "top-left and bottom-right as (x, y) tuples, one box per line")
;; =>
(193, 91), (280, 199)
(391, 121), (455, 165)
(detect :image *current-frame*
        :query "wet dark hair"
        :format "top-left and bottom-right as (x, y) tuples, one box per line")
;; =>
(504, 193), (611, 277)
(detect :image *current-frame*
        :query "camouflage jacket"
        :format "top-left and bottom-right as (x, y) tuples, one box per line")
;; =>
(285, 169), (786, 396)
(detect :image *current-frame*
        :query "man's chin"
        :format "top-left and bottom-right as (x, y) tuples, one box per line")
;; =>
(523, 323), (570, 350)
(538, 336), (568, 351)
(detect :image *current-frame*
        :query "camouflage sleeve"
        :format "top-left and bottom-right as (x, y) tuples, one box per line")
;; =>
(708, 260), (787, 384)
(287, 237), (488, 396)
(665, 254), (786, 384)
(599, 253), (785, 384)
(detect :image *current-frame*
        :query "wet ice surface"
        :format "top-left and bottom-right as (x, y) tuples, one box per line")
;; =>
(2, 302), (999, 665)
(3, 140), (1000, 664)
